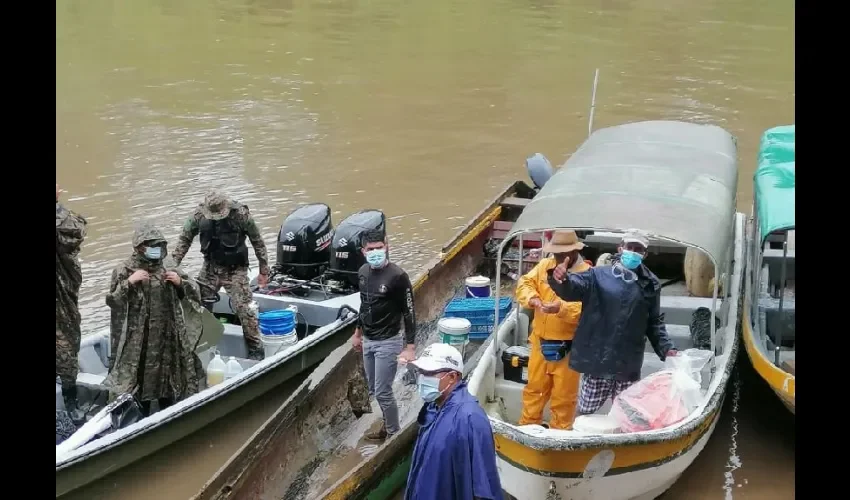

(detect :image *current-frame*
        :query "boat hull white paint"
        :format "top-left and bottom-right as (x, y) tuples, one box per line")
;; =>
(499, 415), (720, 500)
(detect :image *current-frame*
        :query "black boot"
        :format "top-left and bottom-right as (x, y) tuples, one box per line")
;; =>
(63, 385), (86, 427)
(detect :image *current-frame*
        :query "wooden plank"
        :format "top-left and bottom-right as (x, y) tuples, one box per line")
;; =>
(500, 196), (531, 208)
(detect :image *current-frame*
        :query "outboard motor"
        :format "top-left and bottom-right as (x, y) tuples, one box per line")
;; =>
(327, 209), (387, 288)
(526, 153), (554, 190)
(275, 203), (334, 281)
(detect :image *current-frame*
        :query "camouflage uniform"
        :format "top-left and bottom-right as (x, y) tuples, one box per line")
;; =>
(104, 222), (204, 406)
(171, 190), (269, 360)
(56, 202), (87, 399)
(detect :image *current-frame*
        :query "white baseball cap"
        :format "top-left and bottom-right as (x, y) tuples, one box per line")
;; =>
(410, 343), (464, 373)
(622, 228), (650, 249)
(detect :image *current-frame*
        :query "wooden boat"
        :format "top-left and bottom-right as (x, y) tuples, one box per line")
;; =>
(742, 125), (795, 414)
(192, 178), (540, 500)
(56, 203), (400, 497)
(194, 121), (745, 500)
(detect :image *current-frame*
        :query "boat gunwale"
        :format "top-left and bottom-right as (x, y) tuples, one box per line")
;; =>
(487, 211), (745, 452)
(56, 313), (359, 470)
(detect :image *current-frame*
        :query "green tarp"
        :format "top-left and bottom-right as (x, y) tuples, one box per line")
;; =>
(755, 125), (795, 243)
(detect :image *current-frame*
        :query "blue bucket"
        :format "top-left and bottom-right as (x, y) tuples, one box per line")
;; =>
(465, 276), (491, 298)
(258, 309), (296, 336)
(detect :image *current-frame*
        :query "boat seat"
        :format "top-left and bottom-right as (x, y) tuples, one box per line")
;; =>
(758, 296), (796, 343)
(500, 197), (531, 209)
(77, 372), (107, 387)
(659, 296), (721, 326)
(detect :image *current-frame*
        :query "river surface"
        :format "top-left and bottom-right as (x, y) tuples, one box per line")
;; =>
(57, 0), (794, 498)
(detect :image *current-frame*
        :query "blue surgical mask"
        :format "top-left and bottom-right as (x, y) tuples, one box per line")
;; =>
(417, 374), (444, 403)
(365, 248), (387, 268)
(620, 250), (643, 270)
(144, 246), (163, 260)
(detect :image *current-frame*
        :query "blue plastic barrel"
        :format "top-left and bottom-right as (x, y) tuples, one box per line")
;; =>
(258, 309), (296, 336)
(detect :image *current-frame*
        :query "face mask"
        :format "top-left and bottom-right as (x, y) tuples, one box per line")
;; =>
(417, 374), (446, 403)
(620, 250), (643, 270)
(144, 246), (163, 260)
(365, 248), (387, 268)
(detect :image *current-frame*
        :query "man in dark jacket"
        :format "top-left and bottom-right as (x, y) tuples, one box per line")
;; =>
(549, 229), (678, 415)
(405, 343), (501, 500)
(351, 229), (417, 441)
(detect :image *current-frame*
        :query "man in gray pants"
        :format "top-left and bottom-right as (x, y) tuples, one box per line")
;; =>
(351, 229), (417, 441)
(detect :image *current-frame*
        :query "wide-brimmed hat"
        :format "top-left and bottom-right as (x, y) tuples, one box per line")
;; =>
(201, 189), (232, 221)
(542, 230), (586, 254)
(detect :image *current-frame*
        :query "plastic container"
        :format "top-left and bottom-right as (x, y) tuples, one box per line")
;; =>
(444, 297), (513, 340)
(225, 357), (244, 380)
(260, 329), (298, 358)
(465, 276), (492, 298)
(438, 317), (471, 356)
(56, 376), (65, 411)
(207, 352), (226, 387)
(573, 414), (621, 434)
(501, 346), (531, 384)
(259, 307), (297, 336)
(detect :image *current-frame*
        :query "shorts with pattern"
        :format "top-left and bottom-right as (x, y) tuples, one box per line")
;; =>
(577, 374), (634, 415)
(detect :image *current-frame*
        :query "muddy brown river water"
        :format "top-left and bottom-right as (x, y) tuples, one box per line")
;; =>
(57, 0), (794, 498)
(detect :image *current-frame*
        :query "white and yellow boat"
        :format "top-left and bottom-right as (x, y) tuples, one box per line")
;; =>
(742, 125), (795, 414)
(468, 120), (745, 499)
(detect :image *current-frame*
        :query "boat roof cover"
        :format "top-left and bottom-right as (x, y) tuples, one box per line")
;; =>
(754, 124), (795, 243)
(506, 120), (739, 263)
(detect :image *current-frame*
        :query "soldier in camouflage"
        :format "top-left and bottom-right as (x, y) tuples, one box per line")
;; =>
(104, 222), (205, 416)
(171, 190), (270, 360)
(56, 183), (87, 415)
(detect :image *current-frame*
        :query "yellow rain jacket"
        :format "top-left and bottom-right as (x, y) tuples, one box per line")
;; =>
(515, 256), (591, 429)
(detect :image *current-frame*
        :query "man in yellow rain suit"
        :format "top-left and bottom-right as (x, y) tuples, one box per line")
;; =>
(515, 230), (591, 429)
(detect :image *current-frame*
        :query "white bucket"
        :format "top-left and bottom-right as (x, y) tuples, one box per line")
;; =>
(260, 329), (298, 358)
(438, 317), (471, 356)
(465, 276), (491, 298)
(573, 414), (621, 434)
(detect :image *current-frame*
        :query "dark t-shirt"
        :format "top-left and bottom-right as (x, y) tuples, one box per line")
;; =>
(357, 262), (416, 344)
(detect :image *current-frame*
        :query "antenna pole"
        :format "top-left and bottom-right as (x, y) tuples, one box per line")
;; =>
(588, 68), (600, 138)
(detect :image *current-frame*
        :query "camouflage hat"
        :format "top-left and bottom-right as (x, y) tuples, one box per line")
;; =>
(201, 189), (232, 221)
(133, 221), (166, 248)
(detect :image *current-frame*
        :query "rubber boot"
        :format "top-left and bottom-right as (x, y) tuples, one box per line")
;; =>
(63, 385), (86, 428)
(247, 346), (265, 362)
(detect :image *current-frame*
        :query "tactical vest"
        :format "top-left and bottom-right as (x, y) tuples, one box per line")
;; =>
(199, 208), (249, 267)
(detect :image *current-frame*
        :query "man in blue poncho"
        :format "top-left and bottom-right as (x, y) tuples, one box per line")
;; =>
(405, 343), (502, 500)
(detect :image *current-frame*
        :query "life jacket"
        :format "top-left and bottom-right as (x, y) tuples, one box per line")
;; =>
(199, 207), (249, 267)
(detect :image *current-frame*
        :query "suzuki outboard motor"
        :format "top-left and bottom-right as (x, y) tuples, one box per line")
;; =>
(275, 203), (334, 280)
(526, 153), (554, 190)
(327, 209), (386, 288)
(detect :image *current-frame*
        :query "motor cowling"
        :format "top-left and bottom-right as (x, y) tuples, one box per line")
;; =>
(276, 203), (334, 280)
(327, 209), (386, 287)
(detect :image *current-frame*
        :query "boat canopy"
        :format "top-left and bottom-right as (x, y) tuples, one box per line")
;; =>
(754, 125), (795, 244)
(504, 120), (739, 264)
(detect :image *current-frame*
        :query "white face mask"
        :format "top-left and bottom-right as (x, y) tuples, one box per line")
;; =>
(365, 248), (387, 268)
(144, 246), (163, 260)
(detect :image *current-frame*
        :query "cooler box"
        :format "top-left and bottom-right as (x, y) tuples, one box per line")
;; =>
(502, 346), (531, 384)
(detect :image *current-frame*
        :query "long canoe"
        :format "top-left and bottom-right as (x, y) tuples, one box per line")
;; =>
(193, 180), (538, 499)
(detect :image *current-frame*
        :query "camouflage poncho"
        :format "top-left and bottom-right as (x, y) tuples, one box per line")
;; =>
(56, 203), (87, 390)
(104, 223), (204, 403)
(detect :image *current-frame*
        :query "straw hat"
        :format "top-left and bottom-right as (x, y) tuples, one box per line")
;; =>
(542, 230), (586, 254)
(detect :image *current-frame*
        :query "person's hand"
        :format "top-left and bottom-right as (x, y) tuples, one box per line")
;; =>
(528, 297), (543, 310)
(164, 271), (182, 286)
(398, 345), (416, 364)
(257, 273), (269, 287)
(552, 254), (571, 283)
(128, 270), (150, 285)
(540, 301), (561, 314)
(666, 349), (679, 358)
(352, 329), (363, 352)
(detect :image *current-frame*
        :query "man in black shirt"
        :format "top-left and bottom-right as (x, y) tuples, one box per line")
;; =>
(352, 229), (417, 441)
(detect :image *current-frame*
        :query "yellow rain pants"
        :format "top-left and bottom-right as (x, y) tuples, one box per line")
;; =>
(515, 256), (590, 429)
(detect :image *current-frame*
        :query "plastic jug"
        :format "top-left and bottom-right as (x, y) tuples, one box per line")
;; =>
(207, 352), (226, 387)
(225, 357), (244, 380)
(56, 376), (65, 411)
